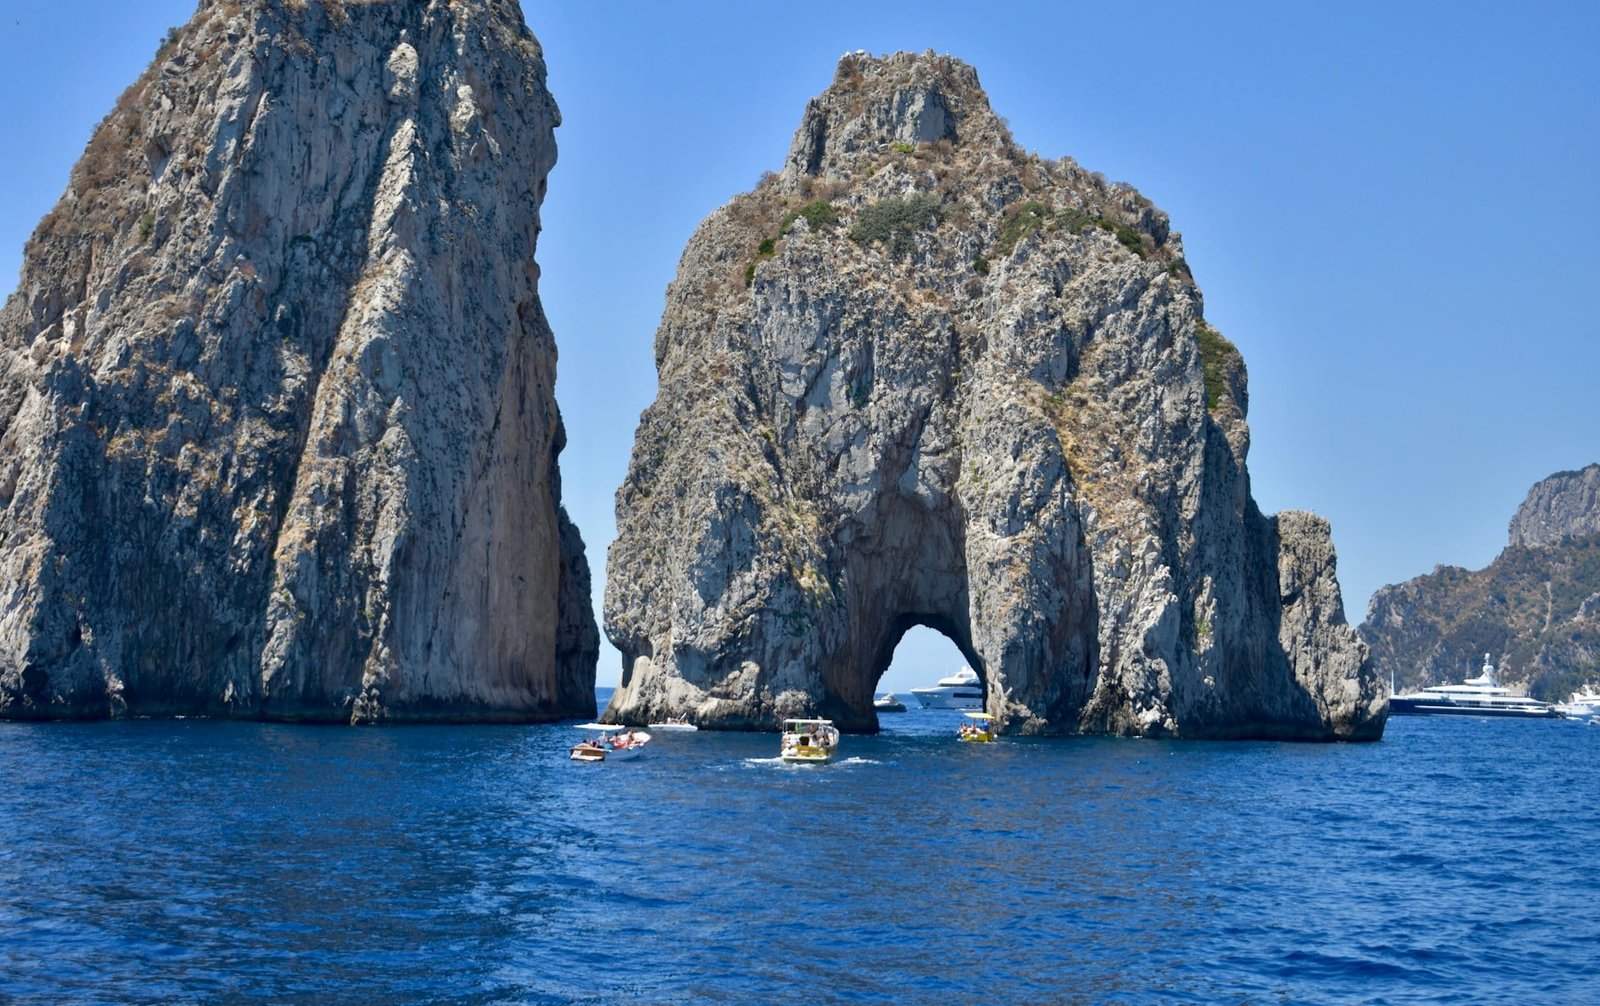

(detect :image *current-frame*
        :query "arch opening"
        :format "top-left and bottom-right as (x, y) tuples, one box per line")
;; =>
(870, 615), (985, 723)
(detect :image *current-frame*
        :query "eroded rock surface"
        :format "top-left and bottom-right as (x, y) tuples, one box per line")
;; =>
(604, 52), (1382, 739)
(1509, 464), (1600, 548)
(0, 0), (597, 721)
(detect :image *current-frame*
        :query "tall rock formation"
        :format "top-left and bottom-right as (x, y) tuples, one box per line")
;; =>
(1363, 464), (1600, 698)
(0, 0), (598, 721)
(604, 52), (1382, 739)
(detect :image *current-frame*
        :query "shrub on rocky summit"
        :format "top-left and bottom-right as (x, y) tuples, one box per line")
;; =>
(849, 193), (943, 257)
(780, 200), (840, 234)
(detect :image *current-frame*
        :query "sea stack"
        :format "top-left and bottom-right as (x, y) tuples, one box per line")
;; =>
(605, 52), (1383, 738)
(0, 0), (598, 721)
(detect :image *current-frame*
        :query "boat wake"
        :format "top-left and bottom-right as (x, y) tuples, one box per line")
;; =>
(738, 756), (882, 769)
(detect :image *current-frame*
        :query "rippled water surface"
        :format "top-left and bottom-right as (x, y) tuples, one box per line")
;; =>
(2, 698), (1597, 1004)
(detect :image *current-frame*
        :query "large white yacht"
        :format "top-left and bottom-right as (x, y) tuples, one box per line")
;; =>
(910, 667), (984, 710)
(1389, 654), (1562, 719)
(1555, 686), (1600, 720)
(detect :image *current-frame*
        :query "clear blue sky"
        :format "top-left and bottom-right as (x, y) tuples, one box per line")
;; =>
(2, 1), (1597, 693)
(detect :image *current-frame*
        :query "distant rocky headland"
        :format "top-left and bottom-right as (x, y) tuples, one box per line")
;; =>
(0, 0), (597, 721)
(1362, 464), (1600, 698)
(603, 51), (1384, 739)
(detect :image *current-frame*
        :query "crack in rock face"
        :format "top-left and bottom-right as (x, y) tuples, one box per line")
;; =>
(605, 50), (1385, 739)
(0, 0), (597, 722)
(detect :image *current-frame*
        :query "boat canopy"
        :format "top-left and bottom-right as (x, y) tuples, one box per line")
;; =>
(573, 722), (626, 732)
(962, 711), (994, 720)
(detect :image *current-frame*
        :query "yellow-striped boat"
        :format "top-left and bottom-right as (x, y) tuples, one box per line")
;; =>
(780, 718), (839, 764)
(957, 711), (996, 743)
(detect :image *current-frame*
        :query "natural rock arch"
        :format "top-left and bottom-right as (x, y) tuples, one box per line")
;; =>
(602, 51), (1383, 740)
(868, 615), (985, 705)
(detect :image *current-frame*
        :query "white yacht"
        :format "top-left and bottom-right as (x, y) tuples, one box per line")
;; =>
(910, 667), (984, 710)
(1389, 654), (1562, 719)
(872, 693), (907, 713)
(1555, 686), (1600, 720)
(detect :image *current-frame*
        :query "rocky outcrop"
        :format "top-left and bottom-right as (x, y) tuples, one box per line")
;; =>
(0, 0), (597, 721)
(1509, 464), (1600, 547)
(603, 52), (1383, 739)
(1363, 464), (1600, 699)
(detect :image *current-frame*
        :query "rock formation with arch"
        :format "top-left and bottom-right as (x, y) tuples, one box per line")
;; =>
(604, 51), (1384, 739)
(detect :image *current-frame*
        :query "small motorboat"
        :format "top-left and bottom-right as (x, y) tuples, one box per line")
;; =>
(647, 717), (699, 732)
(957, 711), (996, 743)
(780, 718), (839, 764)
(873, 693), (907, 713)
(569, 724), (652, 762)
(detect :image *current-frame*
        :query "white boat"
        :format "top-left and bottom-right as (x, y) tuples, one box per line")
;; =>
(1389, 655), (1562, 719)
(647, 717), (699, 732)
(873, 693), (907, 713)
(1554, 686), (1600, 720)
(910, 667), (983, 709)
(569, 724), (653, 762)
(780, 718), (839, 764)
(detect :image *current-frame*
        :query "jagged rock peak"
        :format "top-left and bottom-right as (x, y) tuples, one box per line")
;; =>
(783, 51), (1005, 179)
(0, 0), (598, 721)
(605, 52), (1382, 740)
(1508, 463), (1600, 548)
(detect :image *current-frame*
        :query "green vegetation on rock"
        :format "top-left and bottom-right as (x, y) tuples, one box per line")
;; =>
(991, 200), (1148, 259)
(746, 201), (839, 286)
(780, 200), (840, 235)
(1195, 320), (1240, 411)
(849, 193), (943, 257)
(996, 200), (1051, 254)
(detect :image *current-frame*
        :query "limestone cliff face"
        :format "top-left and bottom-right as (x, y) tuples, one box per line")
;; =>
(604, 52), (1382, 739)
(0, 0), (597, 721)
(1363, 464), (1600, 698)
(1509, 464), (1600, 548)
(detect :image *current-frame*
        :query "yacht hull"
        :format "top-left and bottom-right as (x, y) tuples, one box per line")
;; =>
(1389, 699), (1562, 718)
(909, 689), (982, 710)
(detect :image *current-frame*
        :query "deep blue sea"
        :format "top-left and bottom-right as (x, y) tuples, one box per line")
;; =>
(2, 691), (1597, 1004)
